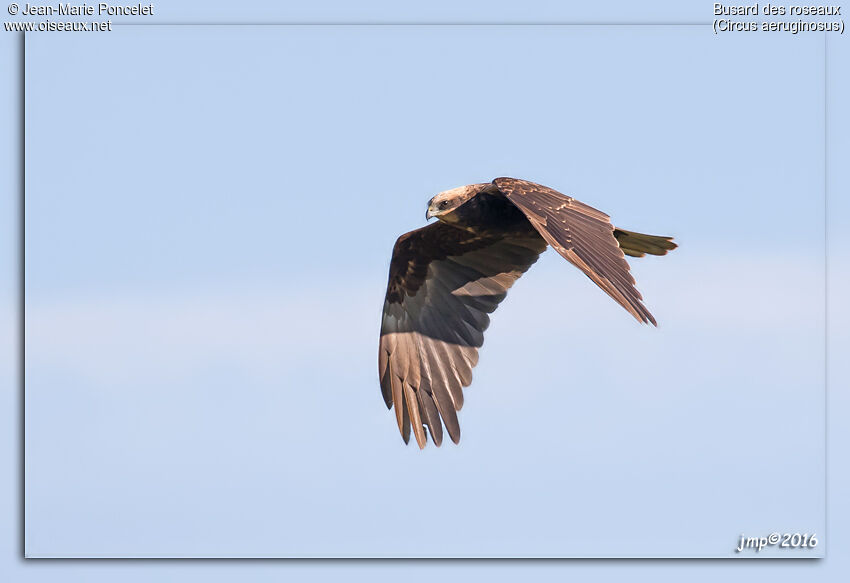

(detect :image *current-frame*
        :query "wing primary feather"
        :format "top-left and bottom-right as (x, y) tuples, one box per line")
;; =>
(386, 336), (406, 433)
(416, 379), (443, 446)
(405, 383), (427, 448)
(400, 383), (411, 444)
(379, 354), (393, 409)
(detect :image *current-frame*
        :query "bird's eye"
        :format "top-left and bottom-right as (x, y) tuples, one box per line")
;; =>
(439, 201), (449, 209)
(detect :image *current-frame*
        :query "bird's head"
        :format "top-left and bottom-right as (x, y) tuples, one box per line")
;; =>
(426, 183), (490, 222)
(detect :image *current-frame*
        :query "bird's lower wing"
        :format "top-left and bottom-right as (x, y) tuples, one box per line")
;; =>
(493, 177), (657, 325)
(380, 223), (546, 448)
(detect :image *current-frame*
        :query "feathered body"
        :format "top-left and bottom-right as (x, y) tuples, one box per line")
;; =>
(440, 187), (531, 232)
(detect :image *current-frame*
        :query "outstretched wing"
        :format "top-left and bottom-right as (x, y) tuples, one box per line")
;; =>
(379, 222), (547, 448)
(493, 177), (657, 325)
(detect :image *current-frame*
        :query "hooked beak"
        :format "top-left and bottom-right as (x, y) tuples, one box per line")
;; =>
(426, 207), (436, 221)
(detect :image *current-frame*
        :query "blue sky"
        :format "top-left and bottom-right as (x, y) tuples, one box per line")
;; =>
(3, 0), (850, 580)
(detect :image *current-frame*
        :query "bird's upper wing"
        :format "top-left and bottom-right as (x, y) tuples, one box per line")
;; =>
(379, 221), (547, 448)
(493, 177), (656, 325)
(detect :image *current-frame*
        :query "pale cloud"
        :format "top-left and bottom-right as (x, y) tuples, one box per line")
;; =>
(23, 252), (827, 388)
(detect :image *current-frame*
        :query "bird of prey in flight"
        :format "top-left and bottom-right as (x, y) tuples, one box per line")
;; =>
(378, 177), (676, 448)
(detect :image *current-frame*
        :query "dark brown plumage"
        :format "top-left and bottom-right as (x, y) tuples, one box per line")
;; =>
(379, 177), (676, 448)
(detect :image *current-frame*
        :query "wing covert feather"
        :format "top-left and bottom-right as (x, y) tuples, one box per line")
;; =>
(493, 177), (657, 325)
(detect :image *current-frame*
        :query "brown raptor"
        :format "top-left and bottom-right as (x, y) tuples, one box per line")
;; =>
(379, 177), (677, 448)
